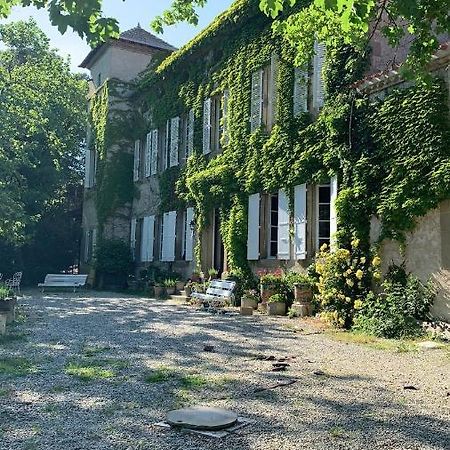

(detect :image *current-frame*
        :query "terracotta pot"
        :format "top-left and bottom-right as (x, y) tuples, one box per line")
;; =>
(260, 284), (277, 304)
(241, 297), (258, 310)
(267, 302), (286, 316)
(294, 283), (313, 302)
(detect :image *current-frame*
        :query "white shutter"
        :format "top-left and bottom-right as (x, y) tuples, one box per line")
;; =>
(247, 193), (260, 260)
(250, 70), (263, 132)
(170, 117), (180, 167)
(141, 216), (155, 262)
(268, 53), (278, 128)
(165, 119), (170, 169)
(330, 175), (338, 249)
(313, 40), (326, 109)
(294, 184), (307, 260)
(145, 132), (152, 177)
(133, 140), (140, 182)
(187, 109), (194, 157)
(151, 129), (158, 175)
(203, 98), (211, 154)
(130, 218), (137, 260)
(185, 207), (194, 261)
(293, 68), (308, 116)
(161, 211), (176, 262)
(222, 90), (229, 146)
(277, 189), (290, 260)
(84, 148), (91, 187)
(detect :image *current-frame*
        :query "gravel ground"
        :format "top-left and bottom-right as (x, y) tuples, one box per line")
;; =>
(0, 290), (449, 450)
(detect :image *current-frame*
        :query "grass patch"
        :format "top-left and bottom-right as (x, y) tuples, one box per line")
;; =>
(180, 374), (208, 388)
(82, 344), (111, 357)
(64, 359), (117, 381)
(329, 426), (348, 439)
(327, 330), (418, 352)
(0, 357), (36, 377)
(144, 366), (176, 383)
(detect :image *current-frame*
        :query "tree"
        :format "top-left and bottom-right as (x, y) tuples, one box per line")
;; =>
(0, 19), (87, 281)
(1, 0), (447, 76)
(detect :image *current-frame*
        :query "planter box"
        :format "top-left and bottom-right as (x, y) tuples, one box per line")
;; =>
(291, 301), (312, 317)
(240, 306), (253, 316)
(260, 285), (277, 303)
(0, 313), (6, 335)
(154, 286), (165, 298)
(0, 298), (16, 324)
(166, 287), (175, 296)
(268, 302), (286, 316)
(241, 297), (258, 310)
(294, 284), (313, 302)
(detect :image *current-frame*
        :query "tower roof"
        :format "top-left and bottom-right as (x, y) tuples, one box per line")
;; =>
(79, 25), (177, 69)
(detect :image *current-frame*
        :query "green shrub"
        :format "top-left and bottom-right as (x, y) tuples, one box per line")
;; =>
(94, 239), (133, 276)
(268, 294), (289, 304)
(353, 269), (435, 339)
(0, 284), (13, 300)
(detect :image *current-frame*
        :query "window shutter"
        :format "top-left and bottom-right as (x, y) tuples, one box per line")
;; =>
(313, 40), (326, 109)
(203, 98), (211, 154)
(330, 175), (338, 248)
(222, 90), (229, 146)
(165, 119), (170, 169)
(151, 129), (158, 175)
(277, 189), (290, 260)
(187, 109), (194, 157)
(145, 132), (152, 177)
(141, 216), (155, 262)
(130, 218), (137, 261)
(161, 211), (176, 262)
(293, 68), (308, 116)
(247, 193), (260, 260)
(83, 230), (90, 262)
(250, 70), (263, 132)
(294, 184), (307, 260)
(185, 207), (194, 261)
(84, 148), (91, 187)
(92, 228), (97, 255)
(268, 53), (278, 128)
(133, 140), (140, 182)
(170, 117), (180, 167)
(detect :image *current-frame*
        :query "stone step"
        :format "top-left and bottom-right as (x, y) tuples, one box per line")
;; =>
(170, 294), (189, 302)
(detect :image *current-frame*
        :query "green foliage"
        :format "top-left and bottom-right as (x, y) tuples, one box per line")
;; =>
(94, 239), (133, 276)
(0, 284), (13, 300)
(268, 293), (289, 303)
(353, 267), (435, 338)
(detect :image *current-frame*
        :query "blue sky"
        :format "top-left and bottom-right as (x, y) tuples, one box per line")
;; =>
(1, 0), (234, 73)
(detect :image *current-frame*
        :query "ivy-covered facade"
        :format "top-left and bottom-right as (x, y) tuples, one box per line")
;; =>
(81, 0), (450, 320)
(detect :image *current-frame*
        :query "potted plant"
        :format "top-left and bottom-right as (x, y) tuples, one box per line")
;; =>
(164, 278), (177, 295)
(288, 273), (314, 317)
(267, 294), (288, 316)
(176, 280), (185, 293)
(191, 271), (201, 282)
(184, 281), (193, 298)
(241, 289), (259, 309)
(208, 268), (218, 280)
(260, 272), (282, 303)
(0, 284), (16, 323)
(153, 282), (165, 299)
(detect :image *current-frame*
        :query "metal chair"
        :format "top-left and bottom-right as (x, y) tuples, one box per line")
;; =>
(5, 272), (23, 295)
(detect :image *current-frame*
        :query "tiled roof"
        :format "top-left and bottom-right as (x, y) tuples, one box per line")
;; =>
(80, 25), (176, 68)
(354, 41), (450, 93)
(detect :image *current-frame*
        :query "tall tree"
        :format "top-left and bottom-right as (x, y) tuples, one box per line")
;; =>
(0, 19), (87, 281)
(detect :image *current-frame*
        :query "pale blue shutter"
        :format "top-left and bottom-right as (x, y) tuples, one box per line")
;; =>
(162, 211), (176, 262)
(203, 98), (211, 154)
(268, 53), (278, 128)
(185, 207), (194, 261)
(165, 120), (170, 169)
(145, 132), (152, 177)
(250, 70), (263, 132)
(222, 90), (229, 146)
(141, 216), (155, 262)
(277, 189), (290, 260)
(330, 175), (338, 249)
(313, 40), (326, 109)
(170, 117), (180, 167)
(187, 109), (194, 157)
(130, 218), (137, 261)
(151, 129), (158, 175)
(247, 193), (260, 260)
(294, 184), (307, 260)
(293, 68), (308, 116)
(133, 140), (140, 182)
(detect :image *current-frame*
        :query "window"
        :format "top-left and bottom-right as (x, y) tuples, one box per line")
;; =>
(180, 109), (194, 163)
(133, 140), (140, 182)
(268, 193), (279, 258)
(203, 95), (223, 154)
(317, 184), (331, 249)
(84, 147), (96, 188)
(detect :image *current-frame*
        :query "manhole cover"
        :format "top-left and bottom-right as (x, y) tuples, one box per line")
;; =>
(166, 406), (238, 430)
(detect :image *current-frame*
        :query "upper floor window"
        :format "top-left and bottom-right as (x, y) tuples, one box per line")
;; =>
(203, 95), (223, 155)
(180, 109), (194, 162)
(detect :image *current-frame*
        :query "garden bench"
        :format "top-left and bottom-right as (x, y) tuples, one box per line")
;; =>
(38, 274), (88, 293)
(191, 279), (236, 308)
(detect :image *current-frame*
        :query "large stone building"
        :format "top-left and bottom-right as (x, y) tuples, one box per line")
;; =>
(80, 1), (450, 321)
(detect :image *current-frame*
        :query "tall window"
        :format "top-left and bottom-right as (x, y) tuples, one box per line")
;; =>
(268, 193), (279, 258)
(203, 95), (223, 154)
(317, 184), (331, 248)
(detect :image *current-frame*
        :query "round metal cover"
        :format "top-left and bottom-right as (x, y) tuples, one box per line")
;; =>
(166, 406), (238, 430)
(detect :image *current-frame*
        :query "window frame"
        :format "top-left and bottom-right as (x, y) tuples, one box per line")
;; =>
(316, 183), (331, 250)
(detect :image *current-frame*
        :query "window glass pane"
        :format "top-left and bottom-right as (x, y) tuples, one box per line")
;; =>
(319, 204), (330, 220)
(270, 211), (278, 225)
(319, 185), (330, 203)
(270, 242), (278, 257)
(271, 194), (278, 210)
(270, 227), (278, 241)
(319, 221), (330, 238)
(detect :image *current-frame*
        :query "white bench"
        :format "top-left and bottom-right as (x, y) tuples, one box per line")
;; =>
(191, 279), (236, 308)
(38, 274), (88, 293)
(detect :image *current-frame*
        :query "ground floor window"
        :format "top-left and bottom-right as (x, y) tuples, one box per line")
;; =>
(317, 184), (331, 249)
(268, 193), (279, 258)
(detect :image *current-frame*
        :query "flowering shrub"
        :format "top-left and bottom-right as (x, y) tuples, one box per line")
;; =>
(314, 239), (380, 328)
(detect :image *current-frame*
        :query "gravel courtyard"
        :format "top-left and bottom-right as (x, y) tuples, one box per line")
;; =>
(0, 292), (449, 450)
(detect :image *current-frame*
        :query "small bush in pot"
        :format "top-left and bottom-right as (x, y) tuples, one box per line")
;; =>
(208, 268), (218, 280)
(241, 289), (259, 309)
(267, 294), (288, 316)
(163, 278), (177, 295)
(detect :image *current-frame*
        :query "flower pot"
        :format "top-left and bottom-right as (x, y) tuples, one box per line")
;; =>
(154, 286), (165, 298)
(260, 284), (277, 304)
(267, 302), (286, 316)
(166, 287), (175, 295)
(176, 281), (185, 293)
(294, 284), (312, 302)
(241, 297), (258, 310)
(0, 298), (16, 323)
(185, 286), (192, 298)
